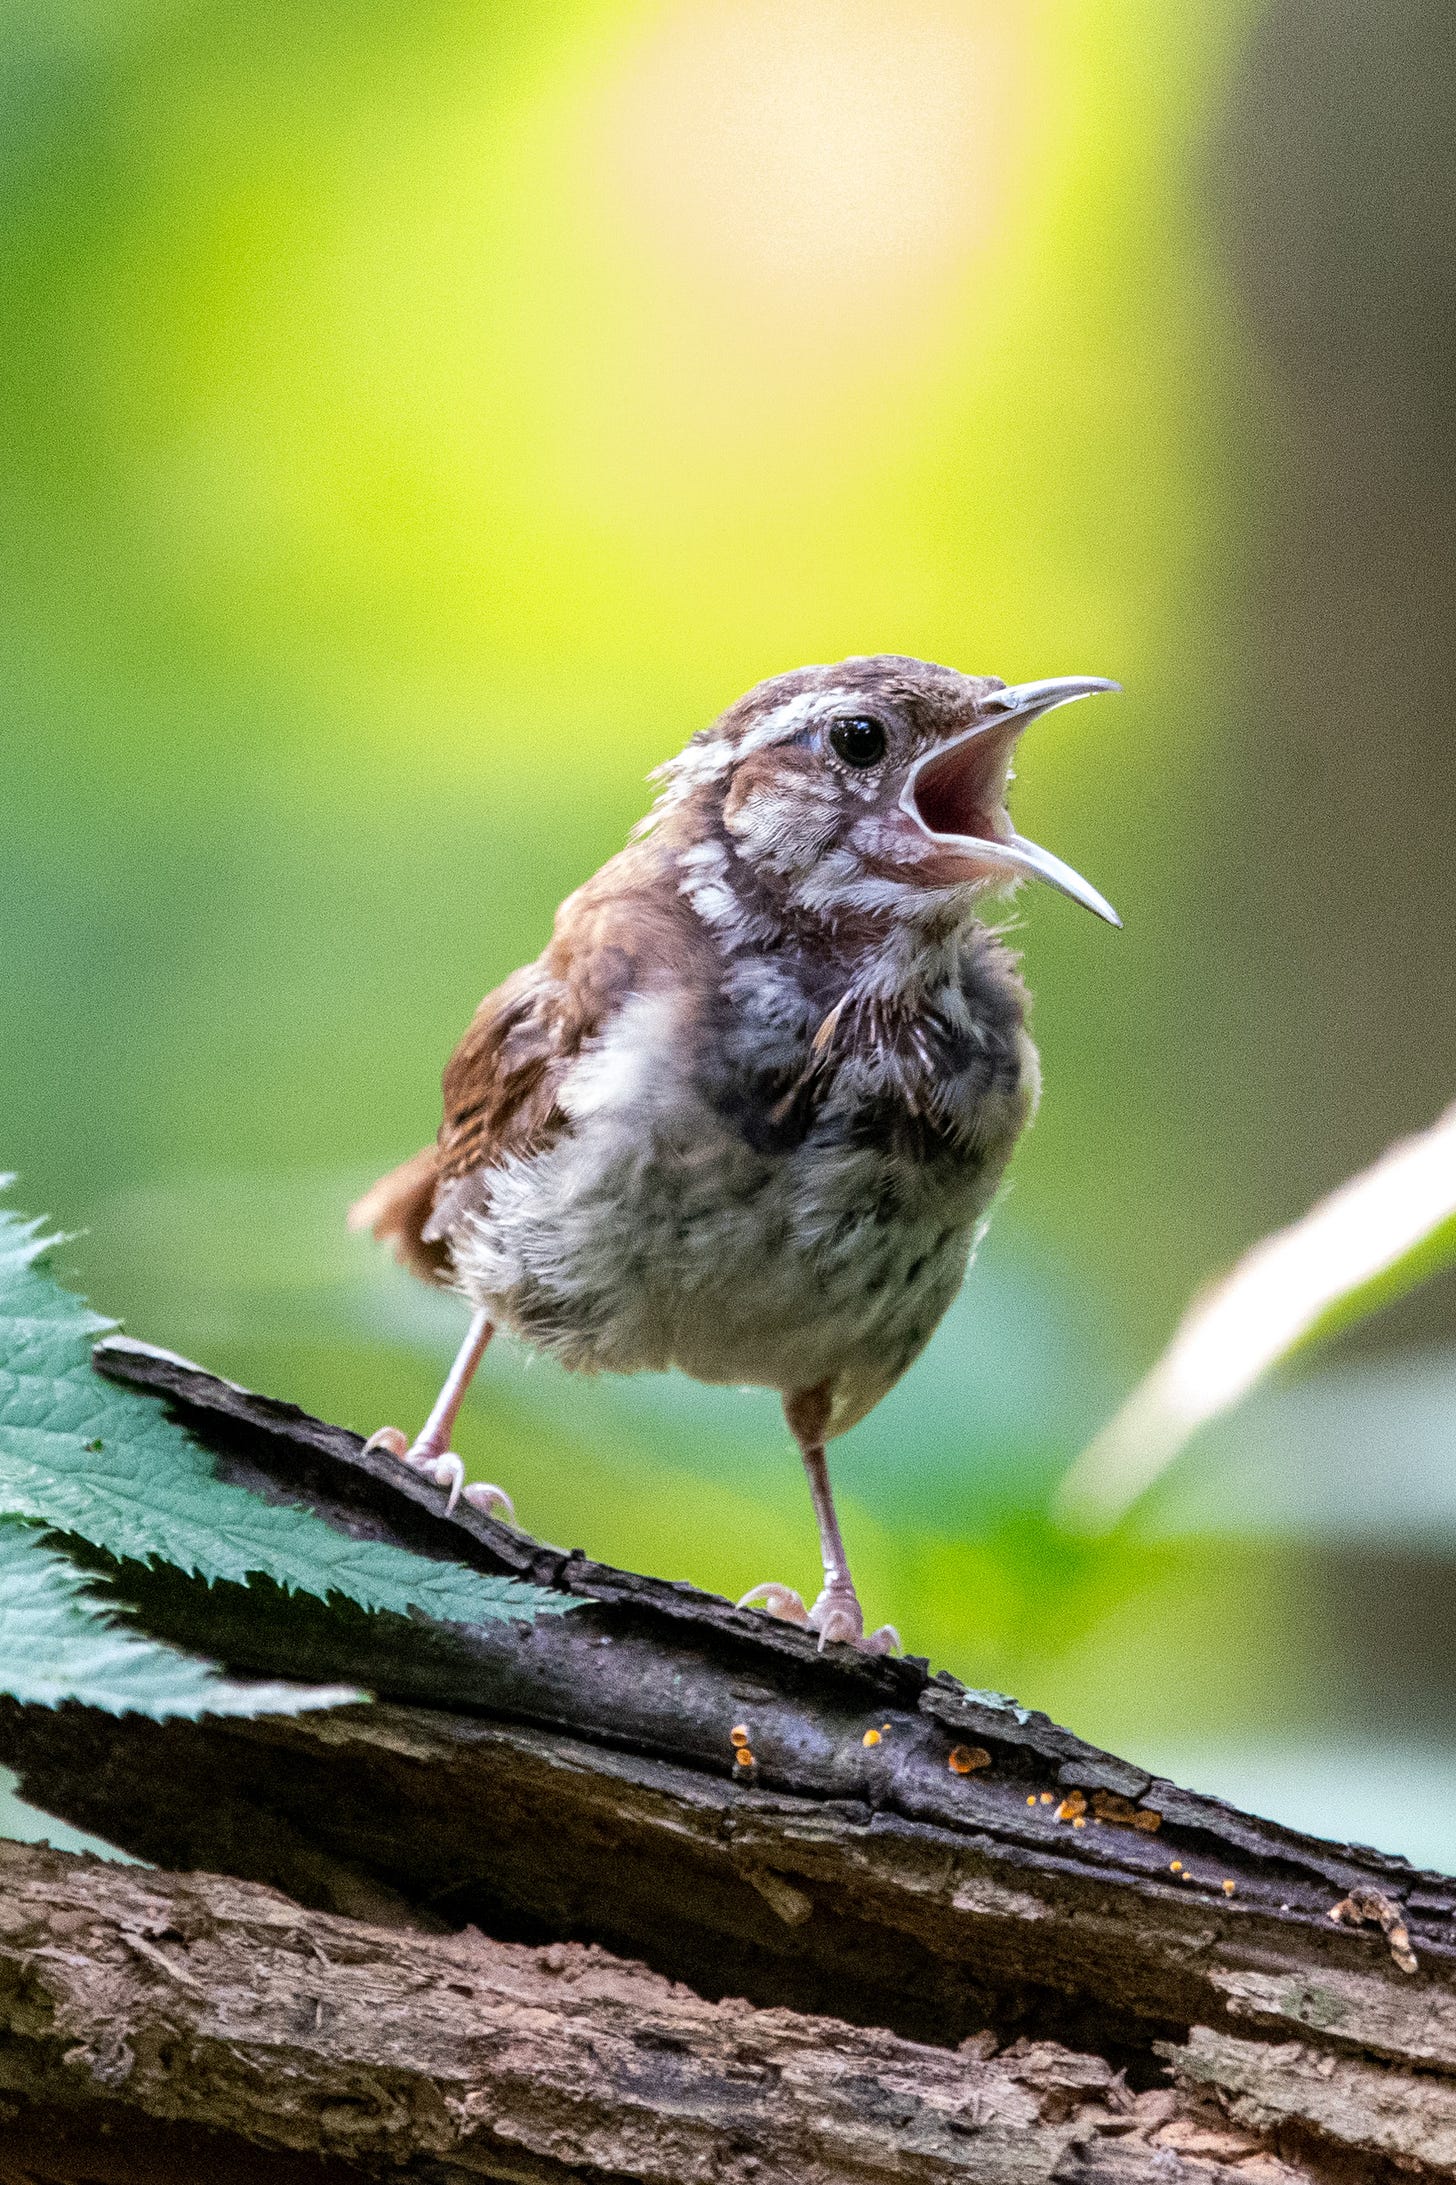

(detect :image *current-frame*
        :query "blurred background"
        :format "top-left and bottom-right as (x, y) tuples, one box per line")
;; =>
(4, 0), (1456, 1863)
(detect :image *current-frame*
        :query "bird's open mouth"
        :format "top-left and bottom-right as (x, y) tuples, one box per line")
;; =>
(901, 676), (1122, 927)
(909, 723), (1018, 846)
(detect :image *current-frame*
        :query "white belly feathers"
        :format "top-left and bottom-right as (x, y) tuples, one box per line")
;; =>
(450, 977), (1026, 1433)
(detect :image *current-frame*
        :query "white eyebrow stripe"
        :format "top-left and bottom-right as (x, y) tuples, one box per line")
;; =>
(730, 690), (825, 757)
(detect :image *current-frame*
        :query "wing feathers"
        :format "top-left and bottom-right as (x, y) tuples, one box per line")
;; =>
(353, 843), (706, 1284)
(347, 1144), (451, 1282)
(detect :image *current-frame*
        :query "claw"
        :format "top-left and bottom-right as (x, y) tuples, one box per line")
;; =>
(363, 1426), (410, 1459)
(738, 1582), (811, 1626)
(809, 1581), (881, 1652)
(363, 1427), (487, 1521)
(423, 1452), (465, 1513)
(737, 1581), (897, 1653)
(811, 1583), (903, 1656)
(462, 1481), (516, 1522)
(813, 1602), (863, 1650)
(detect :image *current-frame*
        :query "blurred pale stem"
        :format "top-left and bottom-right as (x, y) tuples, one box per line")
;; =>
(1057, 1100), (1456, 1533)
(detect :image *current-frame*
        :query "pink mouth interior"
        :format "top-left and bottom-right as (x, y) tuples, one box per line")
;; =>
(910, 730), (1014, 842)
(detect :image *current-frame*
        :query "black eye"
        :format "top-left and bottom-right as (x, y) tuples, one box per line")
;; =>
(829, 715), (887, 768)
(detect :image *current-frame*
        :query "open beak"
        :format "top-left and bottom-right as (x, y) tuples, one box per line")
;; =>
(900, 676), (1122, 927)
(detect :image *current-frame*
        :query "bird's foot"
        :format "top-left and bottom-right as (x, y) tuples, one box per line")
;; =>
(810, 1578), (901, 1654)
(738, 1580), (899, 1656)
(361, 1426), (515, 1523)
(737, 1581), (811, 1627)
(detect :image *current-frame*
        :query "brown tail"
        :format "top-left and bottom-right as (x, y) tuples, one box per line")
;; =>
(348, 1145), (451, 1283)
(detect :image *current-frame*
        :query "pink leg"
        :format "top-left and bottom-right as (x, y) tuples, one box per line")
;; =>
(739, 1384), (899, 1654)
(413, 1307), (494, 1460)
(363, 1309), (514, 1520)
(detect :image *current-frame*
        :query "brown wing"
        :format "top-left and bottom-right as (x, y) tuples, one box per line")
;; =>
(432, 960), (577, 1204)
(349, 961), (591, 1283)
(346, 1143), (451, 1282)
(355, 844), (705, 1280)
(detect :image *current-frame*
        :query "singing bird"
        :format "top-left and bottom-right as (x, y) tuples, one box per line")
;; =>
(351, 657), (1118, 1651)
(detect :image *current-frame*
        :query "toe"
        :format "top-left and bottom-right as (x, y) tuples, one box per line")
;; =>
(738, 1582), (811, 1626)
(423, 1453), (465, 1513)
(813, 1604), (863, 1650)
(462, 1480), (516, 1522)
(808, 1586), (901, 1654)
(362, 1427), (410, 1460)
(809, 1582), (864, 1648)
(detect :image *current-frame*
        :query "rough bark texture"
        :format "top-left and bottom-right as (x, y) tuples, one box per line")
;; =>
(0, 1839), (1402, 2184)
(0, 1339), (1452, 2180)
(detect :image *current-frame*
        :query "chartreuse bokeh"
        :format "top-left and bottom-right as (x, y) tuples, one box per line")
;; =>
(14, 0), (1451, 1850)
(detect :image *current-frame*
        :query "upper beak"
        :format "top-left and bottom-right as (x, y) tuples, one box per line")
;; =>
(900, 676), (1122, 927)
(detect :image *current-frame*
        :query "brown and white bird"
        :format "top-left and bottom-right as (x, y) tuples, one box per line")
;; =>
(351, 656), (1119, 1651)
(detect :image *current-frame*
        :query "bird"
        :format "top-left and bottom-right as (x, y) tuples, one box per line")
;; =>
(350, 656), (1119, 1652)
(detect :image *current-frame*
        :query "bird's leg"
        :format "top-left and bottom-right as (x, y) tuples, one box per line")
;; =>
(796, 1408), (900, 1654)
(739, 1383), (899, 1654)
(363, 1308), (514, 1521)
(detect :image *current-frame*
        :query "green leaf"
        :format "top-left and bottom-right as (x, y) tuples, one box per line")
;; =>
(0, 1519), (364, 1717)
(0, 1196), (571, 1628)
(1058, 1098), (1456, 1531)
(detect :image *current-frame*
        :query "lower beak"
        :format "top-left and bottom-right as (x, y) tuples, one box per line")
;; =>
(901, 676), (1122, 927)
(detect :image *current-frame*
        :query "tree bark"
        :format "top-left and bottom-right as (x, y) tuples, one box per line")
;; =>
(0, 1837), (1430, 2184)
(0, 1337), (1452, 2180)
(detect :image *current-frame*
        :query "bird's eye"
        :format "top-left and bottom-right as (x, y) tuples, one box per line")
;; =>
(829, 715), (887, 768)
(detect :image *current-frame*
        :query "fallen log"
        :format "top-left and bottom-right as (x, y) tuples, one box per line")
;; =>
(0, 1337), (1451, 2179)
(0, 1838), (1429, 2184)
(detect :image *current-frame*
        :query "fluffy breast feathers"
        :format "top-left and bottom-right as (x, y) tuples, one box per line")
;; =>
(350, 825), (1034, 1348)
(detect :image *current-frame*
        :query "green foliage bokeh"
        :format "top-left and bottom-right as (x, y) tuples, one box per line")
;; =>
(4, 0), (1418, 1767)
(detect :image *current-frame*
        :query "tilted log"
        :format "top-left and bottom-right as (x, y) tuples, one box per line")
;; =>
(0, 1337), (1452, 2178)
